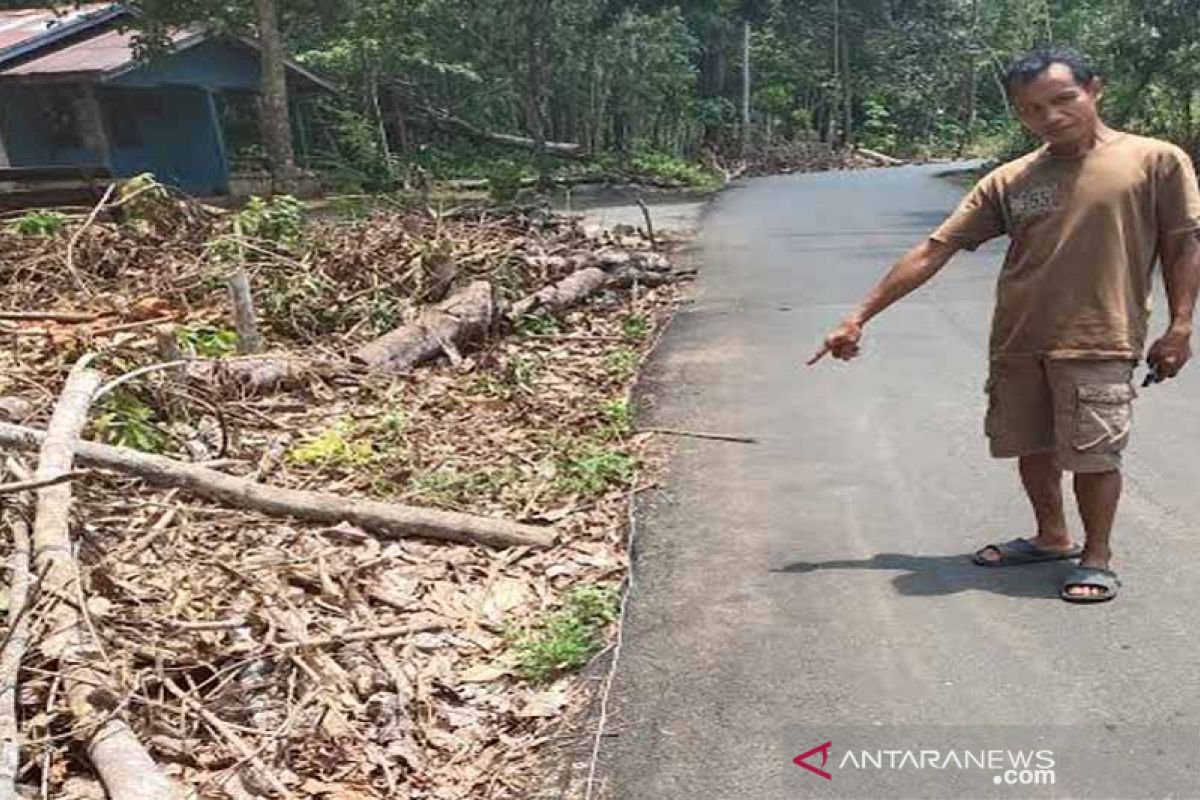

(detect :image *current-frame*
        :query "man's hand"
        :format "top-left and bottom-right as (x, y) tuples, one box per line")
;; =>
(807, 319), (864, 365)
(1146, 325), (1193, 380)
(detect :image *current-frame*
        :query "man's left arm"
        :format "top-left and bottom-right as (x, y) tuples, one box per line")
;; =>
(1149, 231), (1200, 379)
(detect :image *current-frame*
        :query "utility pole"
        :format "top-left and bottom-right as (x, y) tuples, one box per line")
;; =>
(829, 0), (839, 143)
(742, 20), (752, 155)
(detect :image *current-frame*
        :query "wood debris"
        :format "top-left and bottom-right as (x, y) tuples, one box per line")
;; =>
(0, 183), (688, 798)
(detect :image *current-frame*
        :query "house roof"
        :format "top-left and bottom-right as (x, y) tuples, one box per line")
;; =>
(2, 25), (193, 77)
(0, 4), (334, 92)
(0, 4), (123, 63)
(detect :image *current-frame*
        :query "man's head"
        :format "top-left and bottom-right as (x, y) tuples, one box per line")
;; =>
(1004, 47), (1103, 150)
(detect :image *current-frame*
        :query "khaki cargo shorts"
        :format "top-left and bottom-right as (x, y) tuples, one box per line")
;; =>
(984, 357), (1137, 473)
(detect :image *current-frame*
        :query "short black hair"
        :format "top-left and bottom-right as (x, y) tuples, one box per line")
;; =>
(1003, 47), (1097, 96)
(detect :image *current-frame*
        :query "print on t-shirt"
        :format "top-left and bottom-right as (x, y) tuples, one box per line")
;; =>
(1008, 181), (1063, 224)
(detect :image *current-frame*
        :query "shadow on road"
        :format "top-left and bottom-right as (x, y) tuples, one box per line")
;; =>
(773, 553), (1072, 600)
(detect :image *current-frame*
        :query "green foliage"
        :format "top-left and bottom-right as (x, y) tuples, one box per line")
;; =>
(260, 268), (340, 341)
(602, 348), (639, 381)
(236, 195), (304, 246)
(94, 390), (168, 453)
(510, 584), (619, 684)
(860, 99), (898, 154)
(627, 152), (718, 188)
(288, 420), (376, 469)
(8, 211), (67, 237)
(621, 313), (651, 342)
(408, 465), (520, 508)
(514, 313), (561, 337)
(486, 162), (526, 204)
(598, 396), (633, 438)
(175, 324), (239, 358)
(554, 440), (636, 497)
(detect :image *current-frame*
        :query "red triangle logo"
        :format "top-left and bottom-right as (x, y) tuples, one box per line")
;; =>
(793, 741), (833, 780)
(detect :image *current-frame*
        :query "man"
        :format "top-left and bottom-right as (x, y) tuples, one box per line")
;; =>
(808, 47), (1200, 603)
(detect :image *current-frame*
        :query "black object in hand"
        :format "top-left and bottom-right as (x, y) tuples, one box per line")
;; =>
(1142, 365), (1160, 388)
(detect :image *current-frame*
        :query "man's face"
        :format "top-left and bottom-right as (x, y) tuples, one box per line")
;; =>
(1010, 63), (1102, 149)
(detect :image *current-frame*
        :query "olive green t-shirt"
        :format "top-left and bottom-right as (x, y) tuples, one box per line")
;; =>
(932, 133), (1200, 360)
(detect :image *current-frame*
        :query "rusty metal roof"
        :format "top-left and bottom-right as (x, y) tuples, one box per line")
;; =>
(3, 26), (193, 76)
(0, 4), (117, 59)
(0, 5), (334, 92)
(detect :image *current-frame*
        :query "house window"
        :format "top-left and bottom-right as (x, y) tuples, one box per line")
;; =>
(41, 93), (82, 148)
(104, 93), (164, 148)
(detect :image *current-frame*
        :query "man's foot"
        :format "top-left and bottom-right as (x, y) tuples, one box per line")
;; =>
(1062, 555), (1116, 600)
(973, 535), (1080, 566)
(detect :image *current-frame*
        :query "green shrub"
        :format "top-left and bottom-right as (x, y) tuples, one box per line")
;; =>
(510, 585), (620, 684)
(8, 211), (67, 237)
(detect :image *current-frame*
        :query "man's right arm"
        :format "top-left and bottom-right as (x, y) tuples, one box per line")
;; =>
(807, 237), (962, 364)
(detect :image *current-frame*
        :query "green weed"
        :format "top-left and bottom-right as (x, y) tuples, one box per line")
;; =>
(8, 211), (67, 237)
(236, 195), (304, 245)
(621, 314), (651, 342)
(514, 313), (561, 337)
(409, 466), (520, 507)
(554, 442), (636, 497)
(94, 390), (169, 453)
(598, 397), (633, 437)
(601, 348), (639, 381)
(175, 324), (239, 358)
(288, 420), (376, 469)
(510, 585), (620, 685)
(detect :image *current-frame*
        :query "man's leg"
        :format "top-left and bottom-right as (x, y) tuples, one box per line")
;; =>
(1049, 359), (1134, 599)
(1068, 469), (1122, 598)
(976, 450), (1075, 563)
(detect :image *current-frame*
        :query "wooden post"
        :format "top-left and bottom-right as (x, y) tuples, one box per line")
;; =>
(228, 268), (264, 354)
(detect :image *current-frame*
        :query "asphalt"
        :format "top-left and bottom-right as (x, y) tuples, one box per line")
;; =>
(598, 165), (1200, 800)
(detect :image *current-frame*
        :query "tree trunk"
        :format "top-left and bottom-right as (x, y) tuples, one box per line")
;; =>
(524, 0), (552, 188)
(959, 0), (979, 156)
(254, 0), (297, 190)
(352, 281), (500, 371)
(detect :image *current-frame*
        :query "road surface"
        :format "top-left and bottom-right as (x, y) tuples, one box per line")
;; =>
(598, 165), (1200, 799)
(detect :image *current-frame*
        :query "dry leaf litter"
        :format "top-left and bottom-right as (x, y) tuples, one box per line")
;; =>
(0, 182), (688, 799)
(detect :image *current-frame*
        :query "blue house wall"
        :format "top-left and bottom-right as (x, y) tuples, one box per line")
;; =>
(0, 86), (97, 167)
(109, 38), (264, 92)
(0, 38), (292, 195)
(108, 87), (227, 195)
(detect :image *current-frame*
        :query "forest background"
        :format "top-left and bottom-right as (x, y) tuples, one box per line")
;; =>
(8, 0), (1200, 190)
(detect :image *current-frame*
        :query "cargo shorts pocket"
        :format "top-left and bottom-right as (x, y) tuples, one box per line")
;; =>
(983, 375), (999, 437)
(1073, 383), (1135, 452)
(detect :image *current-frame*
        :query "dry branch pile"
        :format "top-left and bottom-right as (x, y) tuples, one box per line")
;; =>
(0, 184), (689, 798)
(740, 142), (898, 177)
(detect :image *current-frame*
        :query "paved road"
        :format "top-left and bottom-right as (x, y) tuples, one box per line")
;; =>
(600, 165), (1200, 799)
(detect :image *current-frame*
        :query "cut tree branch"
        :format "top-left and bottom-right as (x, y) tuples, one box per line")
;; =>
(30, 357), (181, 800)
(0, 422), (555, 550)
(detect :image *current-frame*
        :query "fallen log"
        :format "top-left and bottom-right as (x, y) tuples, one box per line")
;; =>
(853, 145), (905, 166)
(0, 422), (555, 550)
(29, 358), (181, 800)
(185, 355), (325, 395)
(509, 268), (608, 320)
(352, 281), (500, 371)
(421, 108), (584, 156)
(509, 266), (686, 322)
(0, 462), (33, 800)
